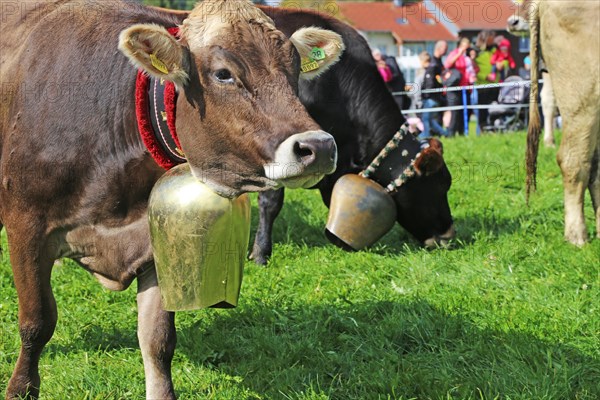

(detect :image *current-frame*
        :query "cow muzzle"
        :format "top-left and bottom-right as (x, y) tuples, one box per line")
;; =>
(423, 225), (456, 249)
(507, 15), (529, 35)
(264, 130), (337, 189)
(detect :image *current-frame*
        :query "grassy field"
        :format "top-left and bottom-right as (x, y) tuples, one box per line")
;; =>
(1, 131), (598, 400)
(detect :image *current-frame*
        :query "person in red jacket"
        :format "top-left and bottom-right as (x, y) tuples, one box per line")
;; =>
(444, 37), (476, 135)
(488, 38), (516, 82)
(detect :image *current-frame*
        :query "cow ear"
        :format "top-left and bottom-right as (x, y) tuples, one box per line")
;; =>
(119, 24), (188, 86)
(427, 138), (444, 155)
(290, 27), (345, 80)
(414, 139), (445, 176)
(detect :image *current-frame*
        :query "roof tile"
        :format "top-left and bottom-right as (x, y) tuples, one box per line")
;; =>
(335, 0), (519, 42)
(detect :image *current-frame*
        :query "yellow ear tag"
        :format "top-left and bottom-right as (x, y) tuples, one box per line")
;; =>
(150, 53), (169, 74)
(301, 58), (320, 73)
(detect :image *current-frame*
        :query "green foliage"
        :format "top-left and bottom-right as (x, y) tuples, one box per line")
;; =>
(1, 131), (599, 399)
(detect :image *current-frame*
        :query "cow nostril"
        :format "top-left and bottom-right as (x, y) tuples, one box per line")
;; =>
(294, 141), (316, 165)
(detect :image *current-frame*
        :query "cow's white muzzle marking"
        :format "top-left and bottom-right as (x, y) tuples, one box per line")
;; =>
(265, 130), (337, 189)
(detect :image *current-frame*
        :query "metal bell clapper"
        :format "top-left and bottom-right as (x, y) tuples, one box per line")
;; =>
(148, 163), (251, 311)
(326, 128), (421, 250)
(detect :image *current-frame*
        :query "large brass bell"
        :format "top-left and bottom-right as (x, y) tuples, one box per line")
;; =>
(325, 174), (397, 250)
(148, 163), (251, 311)
(326, 127), (421, 251)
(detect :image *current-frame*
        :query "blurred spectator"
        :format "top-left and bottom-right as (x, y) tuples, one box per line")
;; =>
(432, 40), (449, 128)
(519, 55), (531, 79)
(475, 30), (500, 131)
(468, 48), (479, 71)
(372, 49), (392, 82)
(385, 53), (410, 111)
(489, 39), (516, 82)
(433, 40), (448, 70)
(418, 51), (448, 139)
(475, 30), (498, 83)
(444, 37), (476, 135)
(406, 117), (425, 135)
(372, 49), (411, 111)
(467, 47), (480, 125)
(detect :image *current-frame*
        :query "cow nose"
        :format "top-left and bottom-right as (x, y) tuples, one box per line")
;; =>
(294, 135), (337, 172)
(424, 224), (456, 249)
(264, 130), (338, 187)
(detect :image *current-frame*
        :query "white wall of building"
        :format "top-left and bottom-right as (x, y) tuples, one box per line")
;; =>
(363, 31), (399, 57)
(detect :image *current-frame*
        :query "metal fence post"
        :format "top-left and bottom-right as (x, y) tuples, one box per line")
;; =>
(471, 87), (480, 136)
(462, 87), (468, 136)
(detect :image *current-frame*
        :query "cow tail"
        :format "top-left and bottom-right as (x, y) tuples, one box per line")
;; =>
(526, 1), (541, 203)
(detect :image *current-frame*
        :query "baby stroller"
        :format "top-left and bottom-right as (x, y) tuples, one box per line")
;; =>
(484, 75), (530, 132)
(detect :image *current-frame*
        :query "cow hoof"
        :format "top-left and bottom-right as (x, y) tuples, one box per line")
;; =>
(249, 245), (270, 266)
(543, 140), (556, 148)
(565, 232), (589, 247)
(6, 379), (39, 400)
(250, 253), (269, 266)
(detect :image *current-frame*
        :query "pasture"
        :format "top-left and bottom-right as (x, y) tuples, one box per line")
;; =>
(1, 131), (598, 399)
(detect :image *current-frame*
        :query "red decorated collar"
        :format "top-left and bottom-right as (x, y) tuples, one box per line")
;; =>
(134, 27), (185, 170)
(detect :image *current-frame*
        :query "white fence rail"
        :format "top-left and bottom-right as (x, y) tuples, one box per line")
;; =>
(394, 79), (543, 135)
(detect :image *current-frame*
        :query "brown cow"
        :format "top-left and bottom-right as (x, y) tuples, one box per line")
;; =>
(0, 0), (344, 398)
(526, 0), (600, 245)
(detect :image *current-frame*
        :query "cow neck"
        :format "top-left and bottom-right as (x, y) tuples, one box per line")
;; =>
(135, 26), (186, 170)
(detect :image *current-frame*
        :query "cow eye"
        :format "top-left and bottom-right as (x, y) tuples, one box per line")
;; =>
(214, 69), (234, 84)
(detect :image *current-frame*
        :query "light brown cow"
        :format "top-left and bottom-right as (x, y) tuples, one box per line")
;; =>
(526, 0), (600, 245)
(0, 0), (345, 398)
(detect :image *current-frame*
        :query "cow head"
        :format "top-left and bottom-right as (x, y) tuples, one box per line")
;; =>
(392, 139), (455, 248)
(119, 0), (344, 197)
(508, 0), (534, 36)
(507, 14), (530, 36)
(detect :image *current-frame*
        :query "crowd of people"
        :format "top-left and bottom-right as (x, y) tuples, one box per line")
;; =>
(373, 30), (527, 139)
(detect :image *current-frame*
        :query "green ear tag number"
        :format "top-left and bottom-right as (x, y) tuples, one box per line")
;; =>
(310, 47), (326, 61)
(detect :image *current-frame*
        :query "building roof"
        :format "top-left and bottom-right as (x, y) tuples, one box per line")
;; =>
(429, 0), (518, 31)
(336, 0), (519, 42)
(336, 1), (456, 42)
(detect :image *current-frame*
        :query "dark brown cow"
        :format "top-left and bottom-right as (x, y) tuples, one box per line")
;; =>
(0, 0), (345, 398)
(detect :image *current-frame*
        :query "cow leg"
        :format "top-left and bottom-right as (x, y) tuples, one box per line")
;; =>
(541, 72), (556, 148)
(136, 266), (176, 400)
(6, 226), (56, 400)
(250, 189), (285, 265)
(557, 117), (599, 246)
(589, 134), (600, 239)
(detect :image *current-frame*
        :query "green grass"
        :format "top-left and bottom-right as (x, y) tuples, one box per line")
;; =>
(1, 131), (599, 399)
